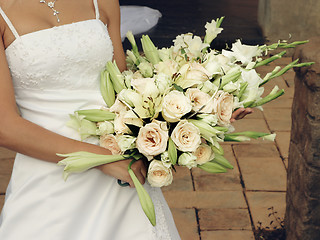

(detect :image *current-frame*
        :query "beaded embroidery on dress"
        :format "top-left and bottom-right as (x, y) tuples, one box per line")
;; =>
(0, 1), (180, 239)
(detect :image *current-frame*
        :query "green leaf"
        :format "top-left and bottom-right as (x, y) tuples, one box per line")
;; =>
(168, 138), (178, 165)
(100, 71), (115, 107)
(76, 109), (115, 122)
(173, 83), (184, 92)
(212, 155), (233, 169)
(198, 161), (227, 173)
(128, 161), (156, 226)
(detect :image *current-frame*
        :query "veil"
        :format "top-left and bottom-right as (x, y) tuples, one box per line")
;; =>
(120, 6), (162, 41)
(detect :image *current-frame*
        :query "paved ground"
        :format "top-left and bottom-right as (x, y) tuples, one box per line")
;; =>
(0, 58), (293, 239)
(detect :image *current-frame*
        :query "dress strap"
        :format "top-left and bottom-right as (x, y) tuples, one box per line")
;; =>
(0, 7), (20, 39)
(93, 0), (100, 20)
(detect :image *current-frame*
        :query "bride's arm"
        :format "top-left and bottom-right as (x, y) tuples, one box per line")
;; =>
(100, 0), (126, 71)
(0, 37), (145, 188)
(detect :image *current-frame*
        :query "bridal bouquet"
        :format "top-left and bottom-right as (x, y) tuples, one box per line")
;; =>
(57, 17), (313, 226)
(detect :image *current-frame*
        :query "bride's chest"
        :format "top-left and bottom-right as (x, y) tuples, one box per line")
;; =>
(5, 20), (113, 90)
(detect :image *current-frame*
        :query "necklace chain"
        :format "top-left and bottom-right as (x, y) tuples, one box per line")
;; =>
(39, 0), (60, 23)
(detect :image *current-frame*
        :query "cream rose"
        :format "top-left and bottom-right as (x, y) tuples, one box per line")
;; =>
(178, 152), (197, 169)
(97, 121), (114, 135)
(186, 88), (215, 113)
(175, 62), (211, 89)
(171, 120), (201, 152)
(136, 120), (169, 159)
(154, 59), (179, 77)
(194, 143), (215, 165)
(147, 160), (173, 187)
(162, 90), (192, 122)
(213, 91), (234, 126)
(115, 134), (136, 152)
(131, 77), (160, 99)
(99, 134), (121, 155)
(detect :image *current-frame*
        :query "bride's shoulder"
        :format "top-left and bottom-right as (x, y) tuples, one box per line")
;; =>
(98, 0), (120, 25)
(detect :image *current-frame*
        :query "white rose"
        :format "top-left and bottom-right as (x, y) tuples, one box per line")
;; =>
(131, 77), (160, 99)
(97, 121), (114, 135)
(99, 134), (121, 155)
(118, 89), (143, 108)
(155, 73), (173, 94)
(171, 120), (201, 152)
(147, 160), (173, 187)
(136, 120), (169, 159)
(194, 143), (215, 165)
(186, 88), (215, 113)
(160, 151), (172, 168)
(178, 152), (197, 169)
(175, 62), (210, 89)
(162, 90), (192, 122)
(213, 91), (234, 126)
(154, 59), (179, 77)
(115, 134), (136, 152)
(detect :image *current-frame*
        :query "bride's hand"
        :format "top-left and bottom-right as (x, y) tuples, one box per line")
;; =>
(230, 107), (253, 122)
(97, 159), (147, 188)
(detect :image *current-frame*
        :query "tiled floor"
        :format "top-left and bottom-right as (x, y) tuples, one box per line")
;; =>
(0, 58), (294, 239)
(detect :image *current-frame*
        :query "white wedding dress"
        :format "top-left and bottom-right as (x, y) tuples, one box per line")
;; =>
(0, 1), (180, 239)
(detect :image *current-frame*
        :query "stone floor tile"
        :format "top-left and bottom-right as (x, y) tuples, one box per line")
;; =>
(192, 169), (242, 191)
(243, 109), (264, 119)
(255, 65), (278, 75)
(263, 97), (293, 108)
(0, 175), (11, 193)
(282, 71), (295, 85)
(0, 195), (4, 212)
(263, 108), (291, 121)
(267, 119), (292, 131)
(231, 118), (269, 133)
(233, 144), (279, 158)
(283, 85), (295, 98)
(272, 57), (292, 66)
(246, 192), (286, 228)
(162, 166), (193, 192)
(261, 77), (287, 97)
(192, 148), (242, 191)
(275, 131), (290, 158)
(198, 208), (251, 230)
(0, 148), (16, 160)
(171, 208), (200, 240)
(163, 191), (246, 209)
(201, 230), (255, 240)
(238, 157), (286, 191)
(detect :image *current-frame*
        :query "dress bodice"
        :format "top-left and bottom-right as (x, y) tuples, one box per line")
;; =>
(5, 19), (113, 91)
(3, 18), (113, 137)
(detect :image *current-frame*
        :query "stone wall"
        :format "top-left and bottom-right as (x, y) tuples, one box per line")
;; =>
(258, 0), (320, 44)
(285, 37), (320, 240)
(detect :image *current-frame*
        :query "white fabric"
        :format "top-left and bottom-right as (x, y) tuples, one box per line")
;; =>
(120, 6), (162, 41)
(0, 3), (180, 240)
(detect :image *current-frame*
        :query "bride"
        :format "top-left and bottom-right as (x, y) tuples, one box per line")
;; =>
(0, 0), (251, 239)
(0, 0), (181, 239)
